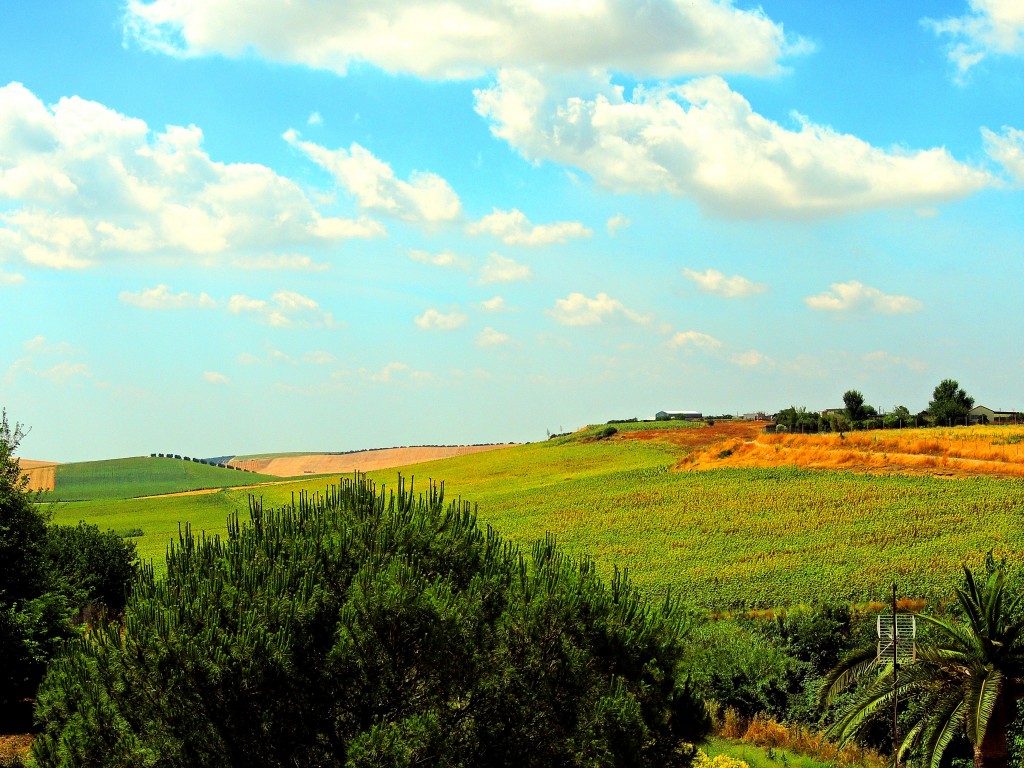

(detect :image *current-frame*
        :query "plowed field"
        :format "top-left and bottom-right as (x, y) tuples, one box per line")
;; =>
(19, 459), (57, 491)
(228, 444), (515, 477)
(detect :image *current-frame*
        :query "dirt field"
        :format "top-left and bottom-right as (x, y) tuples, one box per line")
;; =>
(228, 444), (516, 477)
(19, 459), (57, 492)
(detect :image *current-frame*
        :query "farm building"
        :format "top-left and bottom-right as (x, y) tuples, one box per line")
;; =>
(968, 405), (1022, 425)
(655, 410), (702, 421)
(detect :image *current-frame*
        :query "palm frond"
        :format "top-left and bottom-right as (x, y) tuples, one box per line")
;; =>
(965, 666), (1002, 747)
(819, 643), (881, 707)
(922, 695), (967, 768)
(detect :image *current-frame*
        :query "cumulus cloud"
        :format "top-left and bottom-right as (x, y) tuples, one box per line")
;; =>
(124, 0), (804, 80)
(667, 330), (722, 350)
(731, 349), (773, 368)
(284, 131), (461, 223)
(982, 126), (1024, 183)
(925, 0), (1024, 76)
(479, 295), (510, 312)
(476, 326), (512, 347)
(203, 371), (230, 384)
(0, 270), (25, 285)
(467, 208), (591, 246)
(804, 281), (924, 314)
(414, 308), (468, 331)
(362, 361), (432, 383)
(683, 267), (766, 298)
(478, 252), (532, 284)
(5, 336), (90, 385)
(230, 253), (330, 271)
(119, 284), (218, 309)
(549, 292), (650, 327)
(410, 248), (468, 269)
(0, 83), (382, 271)
(475, 72), (992, 219)
(606, 213), (631, 235)
(862, 350), (928, 372)
(227, 290), (335, 327)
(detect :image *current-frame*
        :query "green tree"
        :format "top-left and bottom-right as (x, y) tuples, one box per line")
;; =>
(929, 379), (975, 426)
(821, 556), (1024, 768)
(843, 390), (867, 423)
(34, 476), (711, 767)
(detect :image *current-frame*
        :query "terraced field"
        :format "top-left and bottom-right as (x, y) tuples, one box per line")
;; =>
(39, 421), (1024, 610)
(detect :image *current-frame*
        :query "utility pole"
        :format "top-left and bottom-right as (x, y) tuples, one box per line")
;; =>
(892, 582), (899, 768)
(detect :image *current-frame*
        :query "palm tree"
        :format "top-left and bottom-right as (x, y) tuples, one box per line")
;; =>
(820, 557), (1024, 768)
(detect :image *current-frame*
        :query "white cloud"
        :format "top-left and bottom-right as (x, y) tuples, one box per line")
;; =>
(307, 111), (323, 126)
(38, 361), (92, 383)
(303, 350), (338, 365)
(362, 361), (432, 383)
(475, 72), (992, 219)
(479, 295), (510, 312)
(478, 252), (532, 284)
(467, 208), (591, 246)
(862, 351), (928, 373)
(549, 292), (650, 327)
(667, 330), (722, 350)
(925, 0), (1024, 76)
(203, 371), (230, 384)
(606, 213), (631, 235)
(0, 271), (25, 285)
(982, 126), (1024, 183)
(229, 253), (330, 271)
(804, 281), (924, 315)
(124, 0), (804, 80)
(119, 284), (218, 309)
(5, 336), (91, 385)
(284, 131), (461, 223)
(228, 290), (335, 327)
(476, 326), (512, 347)
(0, 83), (381, 271)
(414, 308), (468, 331)
(731, 349), (773, 368)
(683, 267), (767, 298)
(410, 248), (468, 269)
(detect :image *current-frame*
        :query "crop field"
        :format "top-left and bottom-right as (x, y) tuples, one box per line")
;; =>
(44, 456), (279, 502)
(42, 422), (1024, 611)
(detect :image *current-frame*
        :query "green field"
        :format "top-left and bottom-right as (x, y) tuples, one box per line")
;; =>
(43, 429), (1024, 610)
(45, 456), (279, 502)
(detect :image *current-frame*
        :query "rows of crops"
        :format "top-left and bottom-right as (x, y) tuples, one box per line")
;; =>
(46, 456), (279, 501)
(43, 426), (1024, 609)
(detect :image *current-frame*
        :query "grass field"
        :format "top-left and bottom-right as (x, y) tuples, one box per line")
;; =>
(42, 422), (1024, 611)
(44, 456), (280, 501)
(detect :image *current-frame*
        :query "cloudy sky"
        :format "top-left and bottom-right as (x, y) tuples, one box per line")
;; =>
(2, 1), (1023, 461)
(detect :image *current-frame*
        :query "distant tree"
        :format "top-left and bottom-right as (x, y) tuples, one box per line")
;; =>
(843, 390), (867, 423)
(34, 476), (711, 767)
(776, 406), (820, 433)
(929, 379), (975, 426)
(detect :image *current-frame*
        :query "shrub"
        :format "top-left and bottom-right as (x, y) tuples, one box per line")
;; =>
(33, 475), (711, 767)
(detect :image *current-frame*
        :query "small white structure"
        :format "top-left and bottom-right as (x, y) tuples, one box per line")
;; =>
(655, 410), (702, 421)
(969, 406), (1022, 425)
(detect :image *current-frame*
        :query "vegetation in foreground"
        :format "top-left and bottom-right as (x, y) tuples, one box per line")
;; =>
(33, 475), (710, 767)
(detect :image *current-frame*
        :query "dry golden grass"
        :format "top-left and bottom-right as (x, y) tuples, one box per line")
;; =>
(677, 425), (1024, 479)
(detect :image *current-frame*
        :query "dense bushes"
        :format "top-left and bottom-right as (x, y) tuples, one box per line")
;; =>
(0, 411), (138, 720)
(33, 475), (710, 767)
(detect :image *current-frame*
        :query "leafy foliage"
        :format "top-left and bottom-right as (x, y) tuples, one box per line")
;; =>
(929, 379), (975, 427)
(34, 475), (711, 767)
(821, 556), (1024, 768)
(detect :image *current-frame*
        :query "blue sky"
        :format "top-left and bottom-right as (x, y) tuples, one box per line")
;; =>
(2, 0), (1023, 461)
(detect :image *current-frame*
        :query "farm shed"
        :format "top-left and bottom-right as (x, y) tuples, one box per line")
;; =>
(655, 410), (702, 421)
(968, 405), (1022, 425)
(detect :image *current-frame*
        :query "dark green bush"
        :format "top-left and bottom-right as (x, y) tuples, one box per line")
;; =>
(34, 475), (710, 767)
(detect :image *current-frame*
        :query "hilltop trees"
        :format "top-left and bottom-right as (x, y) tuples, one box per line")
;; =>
(929, 379), (975, 426)
(33, 476), (711, 767)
